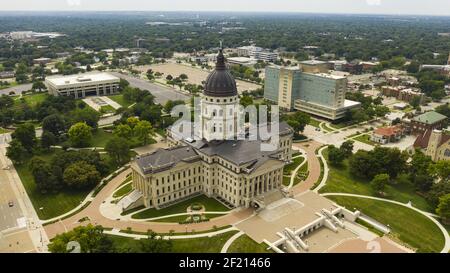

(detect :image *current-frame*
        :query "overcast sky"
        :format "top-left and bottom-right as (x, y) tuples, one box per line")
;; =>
(1, 0), (450, 16)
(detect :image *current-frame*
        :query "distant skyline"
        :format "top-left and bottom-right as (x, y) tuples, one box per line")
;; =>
(1, 0), (450, 16)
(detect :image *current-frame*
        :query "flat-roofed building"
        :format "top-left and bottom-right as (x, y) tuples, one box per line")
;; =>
(227, 57), (257, 66)
(264, 65), (360, 120)
(45, 72), (120, 98)
(299, 60), (329, 74)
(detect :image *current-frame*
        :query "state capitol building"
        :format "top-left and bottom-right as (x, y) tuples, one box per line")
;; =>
(129, 49), (294, 211)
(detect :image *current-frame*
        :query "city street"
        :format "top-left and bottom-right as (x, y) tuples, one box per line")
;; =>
(0, 83), (32, 96)
(0, 144), (49, 253)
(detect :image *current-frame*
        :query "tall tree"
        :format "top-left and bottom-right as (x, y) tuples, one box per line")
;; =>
(11, 123), (36, 152)
(41, 131), (57, 150)
(105, 137), (131, 166)
(134, 120), (153, 145)
(48, 225), (115, 253)
(371, 173), (390, 193)
(436, 194), (450, 225)
(139, 230), (173, 253)
(68, 122), (92, 148)
(6, 139), (28, 164)
(42, 114), (66, 137)
(63, 161), (101, 189)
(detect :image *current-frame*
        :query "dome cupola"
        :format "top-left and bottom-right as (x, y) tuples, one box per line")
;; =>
(203, 48), (238, 97)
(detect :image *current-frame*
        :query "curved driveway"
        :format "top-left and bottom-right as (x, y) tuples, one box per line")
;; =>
(43, 169), (253, 239)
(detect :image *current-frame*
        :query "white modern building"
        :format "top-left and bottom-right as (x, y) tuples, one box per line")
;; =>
(237, 46), (278, 62)
(45, 72), (120, 98)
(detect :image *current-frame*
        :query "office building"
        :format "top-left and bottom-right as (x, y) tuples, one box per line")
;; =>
(45, 72), (120, 98)
(264, 65), (360, 120)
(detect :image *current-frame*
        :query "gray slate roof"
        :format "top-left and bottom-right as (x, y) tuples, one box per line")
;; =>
(135, 146), (200, 174)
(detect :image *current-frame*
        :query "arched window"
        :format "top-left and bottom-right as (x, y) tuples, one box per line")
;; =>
(213, 110), (217, 117)
(219, 109), (223, 116)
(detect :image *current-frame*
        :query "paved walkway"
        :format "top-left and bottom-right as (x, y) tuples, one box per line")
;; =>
(221, 231), (244, 253)
(44, 169), (253, 239)
(312, 145), (329, 193)
(105, 226), (239, 240)
(321, 193), (450, 253)
(287, 155), (307, 189)
(291, 141), (323, 195)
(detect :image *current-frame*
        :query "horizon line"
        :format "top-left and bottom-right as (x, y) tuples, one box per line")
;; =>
(0, 10), (450, 17)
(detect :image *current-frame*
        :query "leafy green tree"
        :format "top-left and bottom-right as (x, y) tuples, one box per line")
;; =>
(42, 114), (66, 137)
(328, 145), (346, 165)
(11, 123), (36, 152)
(63, 161), (101, 189)
(436, 194), (450, 225)
(139, 230), (173, 253)
(427, 182), (450, 208)
(374, 105), (390, 117)
(134, 120), (153, 145)
(179, 73), (188, 81)
(6, 139), (28, 164)
(126, 117), (140, 129)
(68, 122), (92, 148)
(0, 95), (14, 108)
(163, 100), (185, 114)
(41, 131), (57, 150)
(30, 157), (59, 193)
(71, 108), (100, 129)
(340, 140), (354, 158)
(32, 81), (46, 92)
(113, 124), (132, 138)
(240, 95), (254, 108)
(285, 112), (311, 136)
(105, 137), (131, 166)
(146, 69), (155, 81)
(429, 160), (450, 182)
(48, 225), (115, 253)
(119, 79), (130, 90)
(371, 173), (390, 193)
(435, 104), (450, 118)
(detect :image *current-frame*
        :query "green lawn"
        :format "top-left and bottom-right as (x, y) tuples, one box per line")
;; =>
(108, 230), (238, 253)
(60, 128), (154, 149)
(284, 157), (305, 175)
(328, 196), (444, 253)
(108, 94), (132, 108)
(15, 150), (91, 220)
(308, 119), (321, 128)
(227, 234), (273, 253)
(113, 183), (132, 198)
(322, 123), (336, 132)
(319, 149), (433, 212)
(22, 93), (48, 107)
(353, 134), (376, 146)
(89, 129), (116, 148)
(132, 195), (230, 219)
(99, 105), (116, 114)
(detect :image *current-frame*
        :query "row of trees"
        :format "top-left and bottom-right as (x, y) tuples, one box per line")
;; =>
(30, 149), (108, 193)
(48, 225), (173, 253)
(345, 92), (390, 123)
(328, 142), (450, 222)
